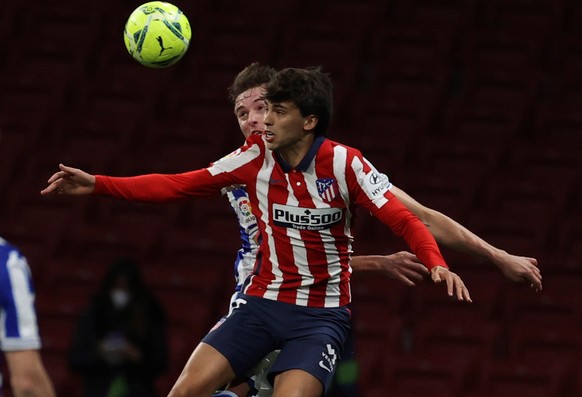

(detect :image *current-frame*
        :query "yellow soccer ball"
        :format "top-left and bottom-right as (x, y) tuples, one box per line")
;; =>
(123, 2), (191, 68)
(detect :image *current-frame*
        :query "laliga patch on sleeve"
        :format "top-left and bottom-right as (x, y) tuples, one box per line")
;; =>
(362, 171), (391, 198)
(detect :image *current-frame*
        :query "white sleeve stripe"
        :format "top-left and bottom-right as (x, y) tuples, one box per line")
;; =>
(208, 143), (261, 176)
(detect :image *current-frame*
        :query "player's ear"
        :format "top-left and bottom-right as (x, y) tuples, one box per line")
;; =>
(303, 115), (318, 131)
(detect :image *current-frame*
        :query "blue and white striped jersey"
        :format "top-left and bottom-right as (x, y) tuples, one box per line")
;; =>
(224, 186), (260, 291)
(0, 237), (41, 352)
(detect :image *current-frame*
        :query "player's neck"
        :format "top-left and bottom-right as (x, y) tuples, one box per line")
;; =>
(278, 134), (315, 169)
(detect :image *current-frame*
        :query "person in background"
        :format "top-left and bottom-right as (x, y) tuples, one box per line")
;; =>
(0, 236), (56, 397)
(68, 258), (169, 397)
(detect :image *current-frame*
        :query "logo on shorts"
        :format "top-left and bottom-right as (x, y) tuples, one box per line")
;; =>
(318, 344), (337, 373)
(209, 317), (226, 332)
(232, 298), (247, 311)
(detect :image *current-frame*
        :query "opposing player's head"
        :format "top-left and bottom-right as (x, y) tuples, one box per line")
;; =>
(263, 67), (333, 136)
(228, 63), (277, 138)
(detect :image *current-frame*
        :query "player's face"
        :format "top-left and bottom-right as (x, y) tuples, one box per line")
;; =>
(264, 100), (314, 155)
(234, 87), (267, 139)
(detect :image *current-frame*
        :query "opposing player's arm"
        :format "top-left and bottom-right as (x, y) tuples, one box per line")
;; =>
(390, 186), (542, 291)
(346, 154), (470, 301)
(350, 252), (428, 286)
(5, 350), (56, 397)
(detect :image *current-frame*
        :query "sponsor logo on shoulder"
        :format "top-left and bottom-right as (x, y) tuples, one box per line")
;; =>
(365, 171), (390, 197)
(273, 204), (342, 231)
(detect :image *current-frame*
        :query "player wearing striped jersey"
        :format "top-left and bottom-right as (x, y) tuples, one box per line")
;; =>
(0, 237), (56, 397)
(42, 67), (470, 397)
(227, 63), (541, 294)
(222, 64), (431, 397)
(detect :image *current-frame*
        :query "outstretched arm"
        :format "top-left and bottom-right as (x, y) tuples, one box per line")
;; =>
(391, 186), (542, 291)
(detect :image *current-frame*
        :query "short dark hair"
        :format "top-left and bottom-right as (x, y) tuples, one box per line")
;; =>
(263, 67), (333, 136)
(228, 62), (277, 103)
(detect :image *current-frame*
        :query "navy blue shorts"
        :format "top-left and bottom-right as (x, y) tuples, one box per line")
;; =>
(202, 295), (351, 393)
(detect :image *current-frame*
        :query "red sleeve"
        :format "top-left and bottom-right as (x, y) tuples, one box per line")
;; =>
(92, 136), (265, 202)
(371, 190), (448, 270)
(93, 169), (231, 202)
(345, 148), (448, 270)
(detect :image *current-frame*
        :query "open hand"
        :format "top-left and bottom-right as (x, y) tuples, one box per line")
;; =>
(431, 266), (472, 302)
(40, 164), (96, 196)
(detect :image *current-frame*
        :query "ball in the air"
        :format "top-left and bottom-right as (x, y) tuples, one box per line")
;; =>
(123, 2), (191, 68)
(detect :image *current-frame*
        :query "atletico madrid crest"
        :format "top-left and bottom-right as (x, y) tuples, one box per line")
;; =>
(316, 178), (339, 203)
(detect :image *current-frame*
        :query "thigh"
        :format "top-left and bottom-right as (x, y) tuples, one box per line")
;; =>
(272, 369), (323, 397)
(203, 297), (276, 378)
(269, 306), (351, 394)
(168, 342), (235, 397)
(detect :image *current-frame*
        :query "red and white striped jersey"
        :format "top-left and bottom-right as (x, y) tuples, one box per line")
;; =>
(95, 135), (448, 307)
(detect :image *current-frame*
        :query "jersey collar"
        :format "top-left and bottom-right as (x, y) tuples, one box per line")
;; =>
(275, 135), (326, 173)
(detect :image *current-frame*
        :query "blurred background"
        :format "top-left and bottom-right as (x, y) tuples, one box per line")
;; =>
(1, 0), (581, 396)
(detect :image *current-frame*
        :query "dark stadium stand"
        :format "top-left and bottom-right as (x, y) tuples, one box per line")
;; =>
(1, 0), (581, 395)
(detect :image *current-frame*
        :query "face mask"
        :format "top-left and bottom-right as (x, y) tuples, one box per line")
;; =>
(110, 289), (131, 309)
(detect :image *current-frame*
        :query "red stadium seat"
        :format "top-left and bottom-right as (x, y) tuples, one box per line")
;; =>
(383, 353), (477, 397)
(477, 357), (571, 397)
(352, 309), (405, 349)
(407, 268), (505, 326)
(459, 27), (546, 76)
(480, 0), (562, 38)
(367, 24), (453, 84)
(156, 323), (197, 395)
(35, 281), (94, 320)
(42, 352), (81, 397)
(351, 278), (413, 316)
(339, 110), (425, 172)
(356, 337), (398, 389)
(277, 24), (364, 112)
(484, 177), (566, 231)
(464, 210), (548, 259)
(506, 321), (581, 366)
(402, 0), (478, 33)
(38, 316), (76, 356)
(154, 289), (217, 339)
(411, 316), (503, 360)
(570, 365), (582, 397)
(142, 262), (228, 303)
(502, 275), (582, 328)
(57, 223), (151, 264)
